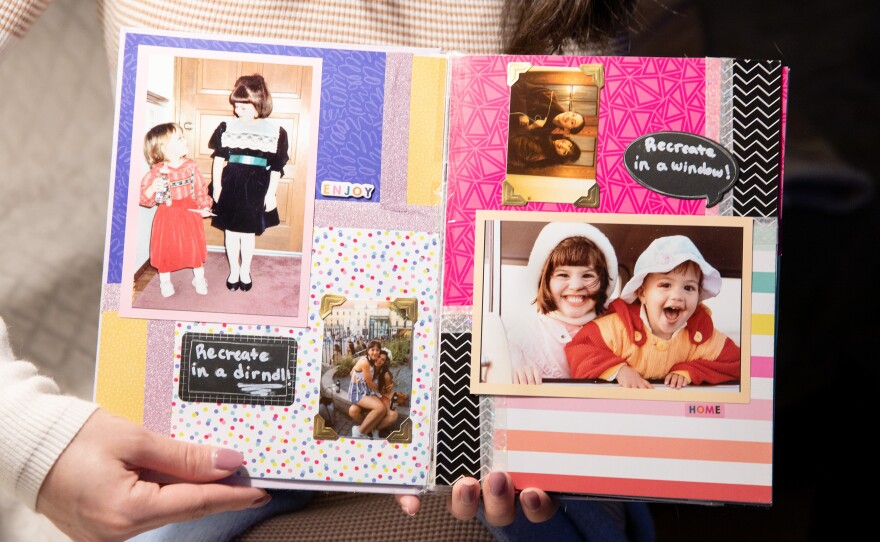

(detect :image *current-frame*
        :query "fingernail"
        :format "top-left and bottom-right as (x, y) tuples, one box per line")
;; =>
(251, 493), (272, 508)
(401, 499), (416, 517)
(214, 448), (244, 470)
(461, 480), (478, 506)
(488, 472), (508, 497)
(521, 490), (541, 511)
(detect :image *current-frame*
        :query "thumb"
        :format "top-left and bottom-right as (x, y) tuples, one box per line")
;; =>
(130, 431), (246, 482)
(394, 493), (421, 517)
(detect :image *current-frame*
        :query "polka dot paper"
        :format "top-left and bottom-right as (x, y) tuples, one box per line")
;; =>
(169, 227), (441, 487)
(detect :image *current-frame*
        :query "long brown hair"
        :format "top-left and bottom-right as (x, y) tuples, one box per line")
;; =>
(364, 339), (383, 367)
(534, 235), (611, 315)
(503, 0), (636, 55)
(374, 350), (393, 394)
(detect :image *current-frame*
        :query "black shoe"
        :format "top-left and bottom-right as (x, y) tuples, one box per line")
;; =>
(239, 279), (253, 292)
(226, 280), (240, 291)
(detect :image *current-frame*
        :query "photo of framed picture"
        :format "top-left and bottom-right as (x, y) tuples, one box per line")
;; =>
(117, 47), (322, 327)
(471, 210), (753, 403)
(503, 64), (604, 207)
(315, 297), (415, 443)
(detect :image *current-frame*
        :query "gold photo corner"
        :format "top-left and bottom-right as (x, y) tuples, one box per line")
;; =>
(390, 297), (418, 323)
(503, 176), (600, 207)
(573, 183), (601, 208)
(579, 64), (605, 89)
(386, 417), (412, 443)
(502, 180), (528, 206)
(313, 414), (339, 440)
(507, 62), (533, 86)
(320, 294), (347, 320)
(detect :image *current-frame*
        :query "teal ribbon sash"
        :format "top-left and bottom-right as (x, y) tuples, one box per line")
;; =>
(229, 154), (268, 167)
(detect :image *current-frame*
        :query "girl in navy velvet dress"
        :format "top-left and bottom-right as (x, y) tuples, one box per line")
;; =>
(209, 74), (289, 292)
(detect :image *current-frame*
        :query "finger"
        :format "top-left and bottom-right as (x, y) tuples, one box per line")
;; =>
(531, 367), (543, 385)
(129, 431), (247, 482)
(519, 488), (557, 523)
(134, 480), (269, 529)
(481, 472), (516, 527)
(448, 477), (480, 521)
(394, 493), (420, 517)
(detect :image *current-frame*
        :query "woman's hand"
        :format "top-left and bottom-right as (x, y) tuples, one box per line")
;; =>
(36, 410), (270, 542)
(451, 473), (556, 525)
(393, 472), (557, 525)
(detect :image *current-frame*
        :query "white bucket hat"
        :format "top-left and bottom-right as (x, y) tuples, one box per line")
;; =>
(526, 222), (619, 308)
(620, 235), (721, 303)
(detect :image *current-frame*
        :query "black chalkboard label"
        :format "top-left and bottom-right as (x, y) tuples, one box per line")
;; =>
(178, 332), (297, 406)
(624, 131), (739, 207)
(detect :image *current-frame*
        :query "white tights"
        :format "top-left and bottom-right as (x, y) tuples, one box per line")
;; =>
(224, 230), (256, 283)
(159, 266), (204, 284)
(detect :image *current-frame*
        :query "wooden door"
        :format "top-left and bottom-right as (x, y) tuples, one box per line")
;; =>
(177, 58), (312, 252)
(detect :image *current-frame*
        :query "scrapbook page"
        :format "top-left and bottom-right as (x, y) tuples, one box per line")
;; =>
(95, 29), (448, 494)
(433, 55), (784, 504)
(93, 29), (786, 504)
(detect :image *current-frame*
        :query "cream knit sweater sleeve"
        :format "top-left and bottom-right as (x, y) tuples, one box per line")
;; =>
(1, 0), (99, 511)
(0, 0), (51, 57)
(0, 319), (98, 509)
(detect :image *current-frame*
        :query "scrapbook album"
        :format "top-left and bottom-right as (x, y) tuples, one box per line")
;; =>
(95, 29), (785, 504)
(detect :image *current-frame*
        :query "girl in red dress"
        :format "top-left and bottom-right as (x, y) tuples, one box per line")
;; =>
(139, 123), (214, 297)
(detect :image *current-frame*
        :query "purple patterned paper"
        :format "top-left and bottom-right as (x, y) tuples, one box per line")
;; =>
(107, 33), (387, 283)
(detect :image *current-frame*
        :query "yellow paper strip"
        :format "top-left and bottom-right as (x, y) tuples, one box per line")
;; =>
(95, 312), (148, 424)
(407, 55), (447, 206)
